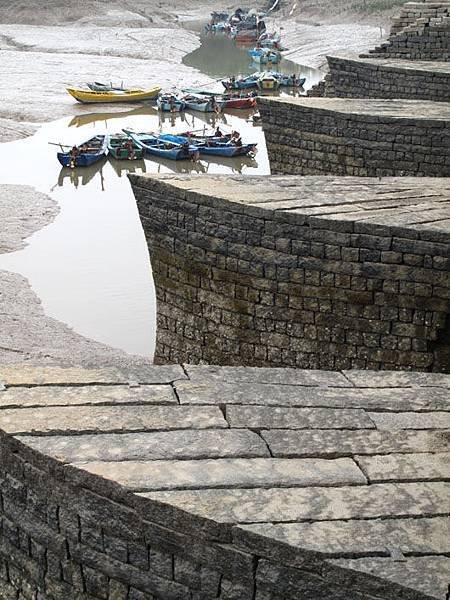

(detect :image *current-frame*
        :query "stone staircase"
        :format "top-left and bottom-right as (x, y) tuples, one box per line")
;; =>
(362, 1), (450, 59)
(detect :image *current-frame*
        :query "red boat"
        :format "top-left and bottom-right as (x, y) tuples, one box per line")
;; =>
(220, 96), (257, 109)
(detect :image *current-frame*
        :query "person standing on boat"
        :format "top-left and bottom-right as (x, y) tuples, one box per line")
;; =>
(69, 145), (79, 169)
(211, 95), (220, 115)
(215, 126), (223, 138)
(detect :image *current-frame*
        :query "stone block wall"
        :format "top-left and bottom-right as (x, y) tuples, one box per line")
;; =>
(258, 97), (450, 177)
(315, 55), (450, 101)
(363, 1), (450, 60)
(130, 175), (450, 372)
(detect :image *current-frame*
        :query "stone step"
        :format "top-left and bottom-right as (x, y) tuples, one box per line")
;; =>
(141, 482), (450, 524)
(236, 515), (449, 557)
(356, 452), (450, 482)
(18, 429), (270, 462)
(75, 457), (367, 491)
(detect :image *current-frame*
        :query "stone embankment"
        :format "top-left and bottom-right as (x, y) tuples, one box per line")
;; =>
(258, 97), (450, 177)
(0, 364), (449, 599)
(130, 174), (450, 372)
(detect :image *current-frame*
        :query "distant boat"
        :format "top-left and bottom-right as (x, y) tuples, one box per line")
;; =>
(257, 72), (280, 91)
(222, 75), (259, 90)
(181, 89), (256, 109)
(107, 134), (144, 160)
(156, 93), (186, 112)
(67, 87), (161, 104)
(57, 135), (108, 168)
(248, 48), (281, 64)
(158, 133), (257, 158)
(275, 73), (306, 87)
(122, 130), (196, 161)
(182, 94), (219, 113)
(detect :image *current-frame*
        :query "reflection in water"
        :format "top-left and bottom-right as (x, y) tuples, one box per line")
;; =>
(56, 158), (107, 189)
(109, 159), (147, 178)
(69, 106), (159, 128)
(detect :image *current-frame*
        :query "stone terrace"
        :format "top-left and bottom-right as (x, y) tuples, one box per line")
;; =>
(1, 364), (449, 599)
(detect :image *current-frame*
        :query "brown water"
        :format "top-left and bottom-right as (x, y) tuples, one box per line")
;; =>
(0, 38), (322, 359)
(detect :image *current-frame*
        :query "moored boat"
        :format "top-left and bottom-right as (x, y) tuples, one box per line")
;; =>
(156, 93), (186, 112)
(248, 48), (281, 64)
(182, 89), (256, 109)
(122, 130), (196, 161)
(257, 72), (280, 90)
(57, 135), (108, 168)
(87, 82), (128, 92)
(222, 74), (259, 90)
(67, 87), (161, 104)
(107, 134), (144, 160)
(158, 133), (257, 158)
(182, 94), (220, 113)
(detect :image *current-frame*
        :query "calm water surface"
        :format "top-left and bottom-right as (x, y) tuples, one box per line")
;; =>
(0, 36), (322, 359)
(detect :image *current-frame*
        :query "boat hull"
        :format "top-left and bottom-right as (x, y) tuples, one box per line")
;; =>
(123, 130), (194, 161)
(220, 97), (257, 109)
(160, 134), (257, 157)
(57, 135), (108, 168)
(184, 100), (215, 113)
(157, 98), (186, 112)
(67, 87), (161, 104)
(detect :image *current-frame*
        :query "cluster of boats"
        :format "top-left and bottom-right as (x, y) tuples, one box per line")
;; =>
(206, 8), (267, 43)
(222, 71), (306, 91)
(56, 129), (257, 168)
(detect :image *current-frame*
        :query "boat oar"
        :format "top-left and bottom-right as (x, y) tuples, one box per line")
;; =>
(48, 142), (72, 148)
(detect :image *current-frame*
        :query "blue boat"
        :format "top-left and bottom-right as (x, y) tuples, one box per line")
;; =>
(157, 93), (186, 112)
(158, 134), (257, 158)
(222, 75), (259, 90)
(270, 72), (306, 87)
(248, 48), (281, 64)
(122, 130), (196, 161)
(57, 135), (107, 168)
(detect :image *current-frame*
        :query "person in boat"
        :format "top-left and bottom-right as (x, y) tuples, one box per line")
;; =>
(69, 145), (79, 168)
(210, 95), (220, 114)
(231, 130), (242, 146)
(124, 138), (136, 160)
(169, 95), (176, 113)
(215, 126), (223, 138)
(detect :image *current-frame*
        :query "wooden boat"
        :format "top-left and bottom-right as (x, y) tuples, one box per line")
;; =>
(156, 93), (186, 112)
(66, 87), (161, 104)
(181, 89), (256, 110)
(107, 134), (144, 160)
(57, 135), (108, 168)
(257, 72), (280, 90)
(183, 94), (219, 113)
(276, 74), (306, 87)
(122, 130), (196, 161)
(222, 75), (259, 91)
(159, 133), (257, 158)
(248, 48), (281, 64)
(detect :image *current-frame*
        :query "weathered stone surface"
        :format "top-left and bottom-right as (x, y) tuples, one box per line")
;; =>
(176, 382), (450, 411)
(183, 365), (350, 387)
(343, 370), (450, 388)
(75, 457), (366, 491)
(235, 515), (449, 557)
(18, 429), (269, 462)
(356, 452), (450, 482)
(142, 482), (450, 524)
(226, 405), (375, 430)
(262, 429), (448, 457)
(0, 384), (177, 408)
(0, 405), (227, 435)
(0, 364), (187, 385)
(329, 556), (450, 600)
(368, 411), (450, 429)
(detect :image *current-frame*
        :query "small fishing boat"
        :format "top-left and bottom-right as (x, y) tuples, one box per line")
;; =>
(158, 133), (257, 158)
(57, 135), (108, 168)
(122, 130), (196, 161)
(257, 72), (280, 91)
(67, 87), (161, 104)
(181, 89), (256, 110)
(248, 48), (281, 64)
(156, 93), (186, 112)
(107, 134), (144, 160)
(276, 73), (306, 87)
(183, 94), (219, 113)
(222, 75), (259, 91)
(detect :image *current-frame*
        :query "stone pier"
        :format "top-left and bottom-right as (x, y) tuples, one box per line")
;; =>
(0, 364), (449, 599)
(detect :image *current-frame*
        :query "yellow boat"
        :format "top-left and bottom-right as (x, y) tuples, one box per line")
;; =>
(67, 87), (161, 104)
